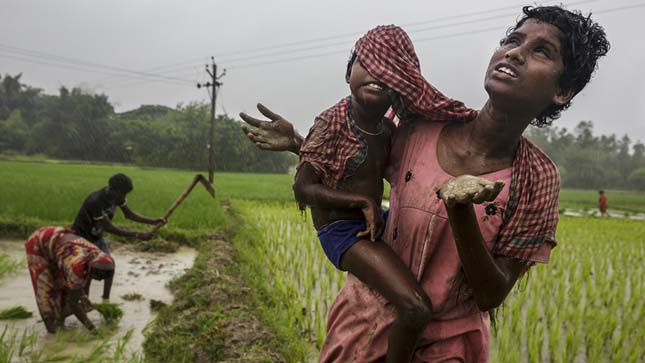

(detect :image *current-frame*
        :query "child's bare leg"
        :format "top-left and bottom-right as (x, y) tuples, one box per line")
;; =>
(340, 239), (432, 363)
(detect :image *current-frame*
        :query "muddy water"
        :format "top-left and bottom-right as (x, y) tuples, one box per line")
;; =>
(0, 239), (196, 358)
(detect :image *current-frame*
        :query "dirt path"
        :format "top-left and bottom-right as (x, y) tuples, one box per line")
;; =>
(0, 239), (196, 359)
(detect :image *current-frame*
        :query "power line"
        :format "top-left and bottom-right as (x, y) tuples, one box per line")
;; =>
(119, 0), (637, 81)
(215, 0), (615, 66)
(226, 2), (644, 71)
(82, 0), (604, 85)
(214, 0), (602, 59)
(0, 52), (193, 87)
(217, 10), (519, 65)
(225, 25), (502, 70)
(86, 56), (209, 85)
(593, 1), (645, 14)
(97, 64), (206, 89)
(0, 43), (196, 84)
(7, 0), (630, 88)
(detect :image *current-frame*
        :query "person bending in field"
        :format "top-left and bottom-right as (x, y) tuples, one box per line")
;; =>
(71, 173), (165, 299)
(289, 25), (502, 363)
(26, 226), (115, 334)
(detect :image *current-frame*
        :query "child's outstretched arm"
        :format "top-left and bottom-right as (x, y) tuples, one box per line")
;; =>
(240, 104), (303, 154)
(294, 162), (382, 241)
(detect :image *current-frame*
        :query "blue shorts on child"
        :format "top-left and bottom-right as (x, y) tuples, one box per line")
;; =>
(317, 210), (389, 270)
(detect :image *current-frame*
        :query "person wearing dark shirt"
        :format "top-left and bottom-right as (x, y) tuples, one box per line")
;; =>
(72, 173), (166, 299)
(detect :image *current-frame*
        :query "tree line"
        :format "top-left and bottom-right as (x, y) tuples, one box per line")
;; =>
(1, 73), (644, 190)
(0, 73), (296, 173)
(526, 122), (645, 190)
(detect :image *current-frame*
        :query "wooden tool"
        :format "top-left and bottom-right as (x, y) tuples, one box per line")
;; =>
(150, 174), (215, 233)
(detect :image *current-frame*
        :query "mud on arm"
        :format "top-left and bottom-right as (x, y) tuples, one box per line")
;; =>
(440, 175), (525, 311)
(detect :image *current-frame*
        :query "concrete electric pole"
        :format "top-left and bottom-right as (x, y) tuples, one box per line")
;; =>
(197, 56), (226, 184)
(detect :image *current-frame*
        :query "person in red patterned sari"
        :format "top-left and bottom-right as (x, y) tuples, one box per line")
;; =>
(25, 226), (115, 333)
(241, 6), (609, 362)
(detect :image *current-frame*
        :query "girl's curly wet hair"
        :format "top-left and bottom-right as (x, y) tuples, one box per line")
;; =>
(509, 6), (610, 127)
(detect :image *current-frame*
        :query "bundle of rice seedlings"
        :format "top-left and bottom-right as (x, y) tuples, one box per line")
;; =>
(149, 299), (167, 312)
(0, 306), (33, 320)
(121, 293), (144, 301)
(93, 303), (124, 323)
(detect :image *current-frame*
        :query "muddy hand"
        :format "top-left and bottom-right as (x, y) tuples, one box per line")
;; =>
(440, 175), (505, 207)
(239, 103), (296, 151)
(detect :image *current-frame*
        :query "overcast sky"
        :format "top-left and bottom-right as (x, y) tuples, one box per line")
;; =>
(1, 0), (644, 144)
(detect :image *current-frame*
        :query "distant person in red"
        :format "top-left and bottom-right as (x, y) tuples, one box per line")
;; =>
(598, 190), (608, 217)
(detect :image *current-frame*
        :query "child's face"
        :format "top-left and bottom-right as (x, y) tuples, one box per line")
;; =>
(484, 19), (572, 116)
(348, 59), (391, 108)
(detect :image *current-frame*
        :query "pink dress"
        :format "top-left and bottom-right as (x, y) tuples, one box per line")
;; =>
(319, 122), (552, 362)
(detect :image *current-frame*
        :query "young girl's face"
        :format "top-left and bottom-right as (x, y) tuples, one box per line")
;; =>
(484, 19), (572, 116)
(348, 59), (391, 108)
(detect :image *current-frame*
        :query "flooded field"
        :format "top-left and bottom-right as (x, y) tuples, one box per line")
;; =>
(561, 208), (645, 220)
(0, 239), (196, 360)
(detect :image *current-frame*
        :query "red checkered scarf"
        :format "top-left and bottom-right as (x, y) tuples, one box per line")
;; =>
(355, 25), (477, 123)
(298, 97), (357, 189)
(495, 136), (560, 262)
(298, 25), (477, 189)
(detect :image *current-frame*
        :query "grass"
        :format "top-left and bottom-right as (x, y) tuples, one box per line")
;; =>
(0, 161), (225, 240)
(0, 306), (33, 320)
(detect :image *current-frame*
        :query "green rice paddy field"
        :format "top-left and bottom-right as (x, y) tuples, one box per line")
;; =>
(1, 160), (644, 362)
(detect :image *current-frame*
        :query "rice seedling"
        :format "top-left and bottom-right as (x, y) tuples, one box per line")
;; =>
(149, 299), (167, 312)
(0, 306), (33, 320)
(234, 200), (345, 347)
(93, 302), (124, 324)
(0, 326), (40, 363)
(236, 201), (645, 361)
(0, 253), (21, 281)
(121, 293), (144, 302)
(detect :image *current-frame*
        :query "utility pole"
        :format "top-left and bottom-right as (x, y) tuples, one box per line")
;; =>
(197, 56), (226, 184)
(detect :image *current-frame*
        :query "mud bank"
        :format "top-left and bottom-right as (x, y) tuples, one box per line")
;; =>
(142, 232), (288, 363)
